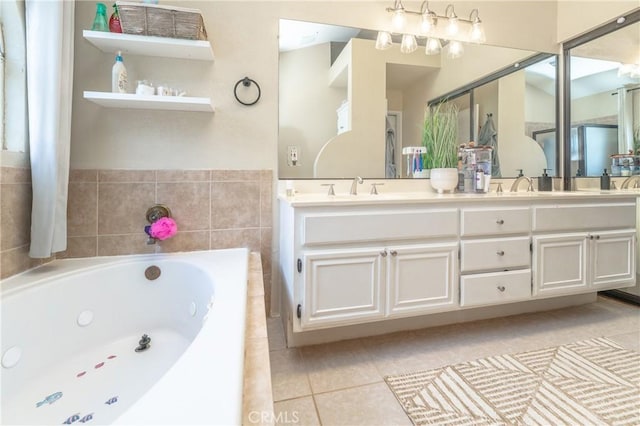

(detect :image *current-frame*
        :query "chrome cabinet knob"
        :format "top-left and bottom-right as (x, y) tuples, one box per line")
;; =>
(496, 250), (505, 256)
(497, 285), (506, 292)
(390, 250), (398, 256)
(496, 219), (504, 225)
(380, 250), (388, 257)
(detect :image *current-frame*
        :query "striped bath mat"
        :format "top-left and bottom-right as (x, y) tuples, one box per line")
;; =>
(385, 337), (640, 425)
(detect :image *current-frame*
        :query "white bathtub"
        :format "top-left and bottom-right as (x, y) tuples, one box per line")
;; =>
(1, 248), (249, 425)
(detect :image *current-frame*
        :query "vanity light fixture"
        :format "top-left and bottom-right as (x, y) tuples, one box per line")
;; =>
(375, 31), (393, 50)
(425, 37), (442, 55)
(391, 0), (407, 32)
(401, 34), (418, 53)
(445, 4), (459, 36)
(377, 1), (486, 58)
(469, 9), (486, 43)
(447, 40), (464, 59)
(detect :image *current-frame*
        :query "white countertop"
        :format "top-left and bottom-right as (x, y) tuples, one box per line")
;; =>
(279, 189), (640, 207)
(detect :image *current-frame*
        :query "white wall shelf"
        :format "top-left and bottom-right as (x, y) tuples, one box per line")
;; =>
(83, 91), (214, 112)
(82, 30), (214, 61)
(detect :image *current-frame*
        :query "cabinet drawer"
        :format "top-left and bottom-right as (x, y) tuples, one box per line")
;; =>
(533, 203), (635, 232)
(302, 209), (458, 246)
(461, 237), (530, 272)
(461, 269), (532, 307)
(461, 207), (530, 236)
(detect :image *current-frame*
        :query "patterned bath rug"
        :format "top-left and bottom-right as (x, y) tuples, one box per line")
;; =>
(385, 337), (640, 425)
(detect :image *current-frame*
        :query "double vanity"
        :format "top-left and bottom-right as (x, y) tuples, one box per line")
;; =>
(279, 187), (637, 347)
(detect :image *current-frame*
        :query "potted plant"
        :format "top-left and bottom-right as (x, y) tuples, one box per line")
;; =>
(422, 101), (459, 192)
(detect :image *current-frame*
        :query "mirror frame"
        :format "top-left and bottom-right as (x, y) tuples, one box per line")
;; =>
(562, 8), (640, 189)
(429, 52), (560, 177)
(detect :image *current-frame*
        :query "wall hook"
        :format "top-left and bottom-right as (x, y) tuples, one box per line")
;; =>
(234, 76), (261, 106)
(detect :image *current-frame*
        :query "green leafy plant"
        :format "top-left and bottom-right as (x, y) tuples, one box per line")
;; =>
(422, 101), (459, 169)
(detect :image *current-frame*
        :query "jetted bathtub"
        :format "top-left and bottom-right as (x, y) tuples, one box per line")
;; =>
(0, 248), (249, 425)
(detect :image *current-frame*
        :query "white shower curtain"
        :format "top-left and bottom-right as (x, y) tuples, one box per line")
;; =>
(25, 0), (74, 258)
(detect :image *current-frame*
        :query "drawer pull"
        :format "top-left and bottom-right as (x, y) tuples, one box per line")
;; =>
(496, 250), (505, 256)
(497, 285), (506, 292)
(496, 219), (505, 225)
(380, 250), (388, 257)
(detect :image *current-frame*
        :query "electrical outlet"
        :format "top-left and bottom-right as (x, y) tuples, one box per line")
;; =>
(287, 145), (299, 166)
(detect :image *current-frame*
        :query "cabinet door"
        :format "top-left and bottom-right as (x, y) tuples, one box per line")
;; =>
(301, 248), (384, 330)
(533, 233), (588, 297)
(590, 229), (636, 290)
(387, 242), (458, 317)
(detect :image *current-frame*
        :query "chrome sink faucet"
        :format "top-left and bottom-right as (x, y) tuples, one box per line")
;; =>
(510, 176), (535, 192)
(620, 175), (640, 189)
(350, 176), (364, 195)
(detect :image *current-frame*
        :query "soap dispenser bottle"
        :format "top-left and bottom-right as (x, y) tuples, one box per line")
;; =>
(538, 169), (552, 191)
(600, 169), (611, 190)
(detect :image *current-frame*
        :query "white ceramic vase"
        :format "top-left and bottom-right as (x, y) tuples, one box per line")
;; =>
(429, 168), (458, 193)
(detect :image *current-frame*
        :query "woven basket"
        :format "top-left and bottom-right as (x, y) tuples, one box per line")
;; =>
(116, 1), (208, 41)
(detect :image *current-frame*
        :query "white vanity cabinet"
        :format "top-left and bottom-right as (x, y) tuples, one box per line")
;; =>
(279, 192), (638, 346)
(459, 207), (532, 307)
(280, 203), (459, 331)
(532, 203), (636, 297)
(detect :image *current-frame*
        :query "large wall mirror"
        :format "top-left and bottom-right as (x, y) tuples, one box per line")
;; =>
(429, 53), (559, 178)
(563, 9), (640, 180)
(278, 19), (558, 179)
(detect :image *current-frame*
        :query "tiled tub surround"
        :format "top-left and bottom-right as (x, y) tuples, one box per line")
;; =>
(64, 169), (273, 308)
(0, 167), (51, 279)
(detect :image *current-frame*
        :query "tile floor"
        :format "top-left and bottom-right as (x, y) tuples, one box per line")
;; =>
(268, 295), (640, 426)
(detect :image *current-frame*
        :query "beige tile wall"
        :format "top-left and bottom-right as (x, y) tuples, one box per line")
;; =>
(63, 169), (273, 308)
(1, 167), (273, 309)
(0, 167), (50, 279)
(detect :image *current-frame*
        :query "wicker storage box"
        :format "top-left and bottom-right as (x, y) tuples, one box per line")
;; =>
(116, 1), (208, 41)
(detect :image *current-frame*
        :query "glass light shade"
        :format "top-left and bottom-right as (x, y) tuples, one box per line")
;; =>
(447, 16), (459, 36)
(420, 13), (436, 35)
(375, 31), (393, 50)
(447, 40), (464, 59)
(392, 9), (406, 32)
(425, 37), (442, 55)
(400, 34), (418, 53)
(470, 21), (486, 43)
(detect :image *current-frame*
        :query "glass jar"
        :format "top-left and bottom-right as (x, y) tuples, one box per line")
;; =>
(461, 146), (493, 193)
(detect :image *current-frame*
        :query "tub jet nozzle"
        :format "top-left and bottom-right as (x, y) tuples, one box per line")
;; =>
(135, 334), (151, 352)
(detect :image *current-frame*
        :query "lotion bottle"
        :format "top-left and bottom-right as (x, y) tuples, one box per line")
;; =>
(112, 51), (127, 93)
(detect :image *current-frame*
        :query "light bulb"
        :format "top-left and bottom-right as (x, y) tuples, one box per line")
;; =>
(375, 31), (393, 50)
(400, 34), (418, 54)
(420, 13), (436, 36)
(470, 21), (485, 43)
(447, 40), (463, 59)
(392, 9), (406, 32)
(425, 37), (441, 55)
(447, 16), (459, 36)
